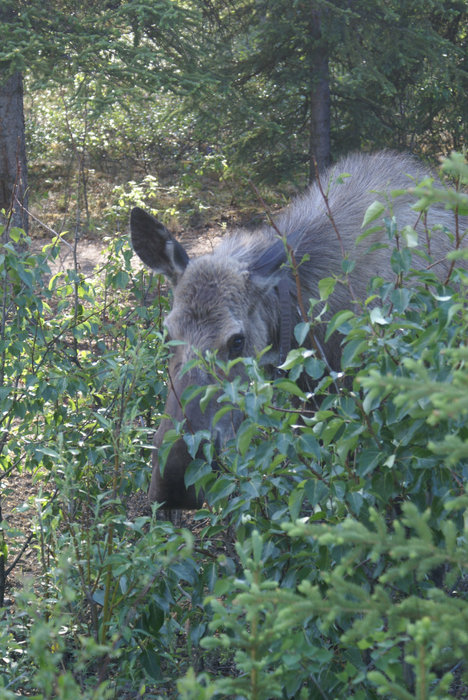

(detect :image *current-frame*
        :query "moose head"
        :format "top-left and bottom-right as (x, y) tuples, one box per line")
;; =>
(130, 206), (288, 508)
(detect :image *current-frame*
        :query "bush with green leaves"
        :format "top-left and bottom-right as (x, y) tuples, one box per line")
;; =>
(175, 156), (468, 699)
(1, 155), (467, 698)
(0, 227), (211, 696)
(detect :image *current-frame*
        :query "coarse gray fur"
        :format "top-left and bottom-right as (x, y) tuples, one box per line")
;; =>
(130, 151), (466, 510)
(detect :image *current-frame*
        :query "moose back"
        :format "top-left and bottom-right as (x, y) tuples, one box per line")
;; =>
(130, 151), (465, 510)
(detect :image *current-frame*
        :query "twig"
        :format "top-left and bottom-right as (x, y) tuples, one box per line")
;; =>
(312, 156), (358, 302)
(5, 531), (36, 578)
(13, 200), (74, 250)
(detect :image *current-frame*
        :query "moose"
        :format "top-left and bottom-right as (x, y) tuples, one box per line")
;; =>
(130, 151), (465, 510)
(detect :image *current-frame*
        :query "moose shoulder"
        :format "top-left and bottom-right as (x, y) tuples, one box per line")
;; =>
(130, 151), (465, 511)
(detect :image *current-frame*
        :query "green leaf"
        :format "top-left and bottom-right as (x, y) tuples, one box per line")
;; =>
(361, 200), (386, 228)
(200, 384), (219, 413)
(294, 321), (310, 346)
(357, 448), (381, 476)
(212, 404), (235, 427)
(8, 227), (26, 243)
(305, 355), (326, 379)
(34, 446), (60, 459)
(304, 479), (329, 507)
(325, 310), (355, 340)
(370, 307), (388, 325)
(401, 225), (418, 248)
(318, 277), (336, 300)
(288, 487), (305, 520)
(139, 648), (162, 680)
(279, 348), (315, 371)
(391, 287), (411, 313)
(185, 459), (212, 487)
(184, 430), (210, 458)
(236, 421), (258, 456)
(275, 378), (307, 399)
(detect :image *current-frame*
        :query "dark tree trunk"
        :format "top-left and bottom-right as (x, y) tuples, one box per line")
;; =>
(0, 71), (28, 236)
(308, 9), (331, 180)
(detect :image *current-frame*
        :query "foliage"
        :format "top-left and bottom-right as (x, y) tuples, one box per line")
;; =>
(2, 0), (467, 693)
(25, 80), (237, 234)
(1, 142), (467, 698)
(11, 0), (466, 221)
(0, 227), (201, 696)
(179, 0), (468, 182)
(174, 157), (468, 698)
(0, 0), (199, 97)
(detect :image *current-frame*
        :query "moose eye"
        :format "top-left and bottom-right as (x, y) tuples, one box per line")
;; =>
(228, 333), (245, 359)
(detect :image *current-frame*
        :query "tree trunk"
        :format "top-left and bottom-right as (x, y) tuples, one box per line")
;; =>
(0, 71), (28, 236)
(308, 9), (331, 180)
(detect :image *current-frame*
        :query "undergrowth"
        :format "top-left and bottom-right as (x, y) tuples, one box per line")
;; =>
(0, 155), (467, 699)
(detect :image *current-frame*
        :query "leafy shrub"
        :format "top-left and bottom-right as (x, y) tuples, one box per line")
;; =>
(1, 155), (467, 698)
(176, 157), (468, 699)
(0, 227), (202, 696)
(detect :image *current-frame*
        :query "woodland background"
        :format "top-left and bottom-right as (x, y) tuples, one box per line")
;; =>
(0, 2), (467, 699)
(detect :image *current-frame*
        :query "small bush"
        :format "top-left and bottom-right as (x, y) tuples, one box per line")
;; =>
(177, 157), (468, 698)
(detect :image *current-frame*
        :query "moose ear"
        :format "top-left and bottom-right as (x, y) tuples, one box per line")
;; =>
(248, 237), (288, 282)
(130, 207), (189, 286)
(248, 228), (303, 283)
